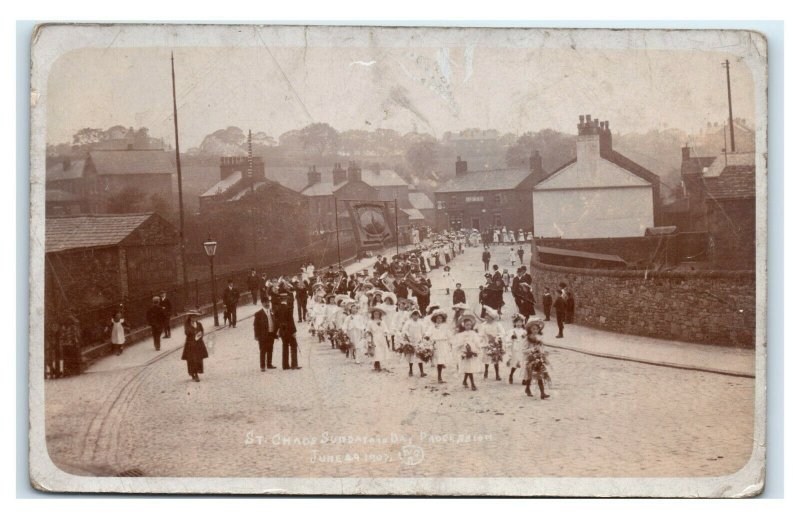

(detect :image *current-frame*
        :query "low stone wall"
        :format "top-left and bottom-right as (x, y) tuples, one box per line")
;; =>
(530, 260), (756, 347)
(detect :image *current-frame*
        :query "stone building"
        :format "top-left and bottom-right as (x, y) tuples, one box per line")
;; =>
(45, 213), (181, 344)
(434, 151), (545, 232)
(532, 115), (661, 239)
(196, 155), (310, 266)
(82, 149), (175, 213)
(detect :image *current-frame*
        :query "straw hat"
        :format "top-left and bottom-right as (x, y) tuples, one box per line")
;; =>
(382, 292), (397, 305)
(369, 307), (387, 318)
(511, 313), (526, 324)
(451, 302), (470, 311)
(429, 308), (448, 322)
(410, 309), (422, 318)
(457, 314), (478, 329)
(525, 318), (545, 335)
(334, 294), (349, 305)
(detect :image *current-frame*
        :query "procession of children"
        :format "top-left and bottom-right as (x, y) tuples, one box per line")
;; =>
(304, 280), (552, 400)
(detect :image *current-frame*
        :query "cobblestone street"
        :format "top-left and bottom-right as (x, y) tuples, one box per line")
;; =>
(45, 245), (756, 479)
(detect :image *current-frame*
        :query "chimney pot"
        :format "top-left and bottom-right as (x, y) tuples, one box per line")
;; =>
(586, 114), (591, 122)
(579, 115), (585, 124)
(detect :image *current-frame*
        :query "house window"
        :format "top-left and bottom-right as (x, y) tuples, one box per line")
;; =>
(493, 213), (502, 227)
(465, 195), (484, 203)
(494, 193), (506, 204)
(437, 200), (447, 210)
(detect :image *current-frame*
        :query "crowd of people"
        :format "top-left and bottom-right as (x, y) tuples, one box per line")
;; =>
(45, 228), (573, 398)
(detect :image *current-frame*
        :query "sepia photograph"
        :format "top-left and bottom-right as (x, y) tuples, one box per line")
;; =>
(27, 23), (768, 496)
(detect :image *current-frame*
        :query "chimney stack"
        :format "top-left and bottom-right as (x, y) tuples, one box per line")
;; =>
(529, 150), (544, 179)
(576, 113), (601, 165)
(332, 162), (347, 185)
(346, 161), (362, 183)
(599, 120), (612, 153)
(307, 165), (321, 186)
(681, 145), (691, 162)
(455, 155), (468, 176)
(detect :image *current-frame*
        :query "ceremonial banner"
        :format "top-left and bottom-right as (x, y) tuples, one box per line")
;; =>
(343, 200), (395, 251)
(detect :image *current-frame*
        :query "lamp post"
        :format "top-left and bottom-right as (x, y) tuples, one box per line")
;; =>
(203, 236), (219, 327)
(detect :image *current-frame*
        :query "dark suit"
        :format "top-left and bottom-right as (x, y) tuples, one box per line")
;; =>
(274, 303), (299, 369)
(542, 293), (553, 321)
(247, 275), (260, 305)
(223, 286), (239, 327)
(146, 304), (165, 350)
(295, 282), (309, 322)
(554, 296), (567, 337)
(452, 288), (466, 305)
(253, 307), (278, 369)
(159, 297), (172, 337)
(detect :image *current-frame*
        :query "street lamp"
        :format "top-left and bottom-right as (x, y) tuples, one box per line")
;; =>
(203, 235), (220, 327)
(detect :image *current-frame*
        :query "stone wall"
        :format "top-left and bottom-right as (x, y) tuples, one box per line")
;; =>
(530, 260), (756, 347)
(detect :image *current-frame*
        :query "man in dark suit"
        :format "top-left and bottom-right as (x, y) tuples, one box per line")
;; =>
(159, 291), (172, 338)
(482, 248), (491, 271)
(222, 280), (239, 328)
(490, 265), (505, 315)
(294, 279), (309, 322)
(518, 265), (532, 286)
(253, 299), (278, 371)
(247, 269), (260, 305)
(452, 283), (466, 306)
(146, 296), (165, 351)
(275, 291), (300, 370)
(553, 289), (567, 338)
(542, 287), (553, 321)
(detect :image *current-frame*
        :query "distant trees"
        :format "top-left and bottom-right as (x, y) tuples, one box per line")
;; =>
(506, 129), (576, 172)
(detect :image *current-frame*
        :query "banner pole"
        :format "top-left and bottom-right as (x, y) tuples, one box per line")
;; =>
(395, 198), (399, 255)
(334, 196), (342, 269)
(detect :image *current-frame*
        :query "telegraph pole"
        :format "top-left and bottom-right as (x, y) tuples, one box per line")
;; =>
(723, 59), (736, 152)
(171, 52), (189, 308)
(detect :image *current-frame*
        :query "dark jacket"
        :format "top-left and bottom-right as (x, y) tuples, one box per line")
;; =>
(253, 308), (278, 341)
(274, 303), (297, 338)
(181, 321), (208, 362)
(543, 293), (553, 308)
(554, 296), (567, 316)
(482, 251), (491, 263)
(247, 275), (260, 292)
(452, 288), (466, 305)
(146, 304), (165, 328)
(160, 297), (172, 317)
(223, 286), (239, 307)
(395, 283), (409, 299)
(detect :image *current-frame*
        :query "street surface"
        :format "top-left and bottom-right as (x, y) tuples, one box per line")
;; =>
(45, 244), (755, 478)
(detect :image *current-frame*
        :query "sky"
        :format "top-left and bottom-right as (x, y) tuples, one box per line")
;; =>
(45, 44), (756, 149)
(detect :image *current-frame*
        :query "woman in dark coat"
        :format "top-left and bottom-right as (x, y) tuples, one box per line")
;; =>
(182, 312), (208, 382)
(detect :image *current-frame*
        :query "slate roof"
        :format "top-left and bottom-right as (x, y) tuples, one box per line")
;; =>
(435, 168), (532, 193)
(88, 150), (175, 176)
(200, 171), (242, 198)
(703, 165), (756, 200)
(300, 181), (345, 197)
(681, 155), (716, 177)
(46, 159), (85, 182)
(408, 191), (434, 210)
(361, 169), (406, 187)
(534, 148), (661, 188)
(46, 213), (153, 253)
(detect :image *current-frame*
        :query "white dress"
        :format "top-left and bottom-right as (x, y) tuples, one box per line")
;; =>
(345, 314), (367, 354)
(518, 231), (525, 242)
(479, 321), (505, 364)
(453, 330), (483, 374)
(111, 318), (126, 345)
(427, 324), (453, 366)
(366, 320), (390, 363)
(505, 328), (527, 368)
(401, 318), (426, 363)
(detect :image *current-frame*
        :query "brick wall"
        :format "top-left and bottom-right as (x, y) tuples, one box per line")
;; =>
(531, 260), (756, 347)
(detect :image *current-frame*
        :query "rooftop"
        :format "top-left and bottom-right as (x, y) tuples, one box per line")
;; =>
(200, 171), (242, 198)
(46, 158), (86, 182)
(89, 149), (175, 176)
(408, 191), (434, 210)
(435, 168), (532, 193)
(45, 189), (82, 202)
(46, 213), (154, 253)
(401, 208), (425, 220)
(361, 169), (406, 187)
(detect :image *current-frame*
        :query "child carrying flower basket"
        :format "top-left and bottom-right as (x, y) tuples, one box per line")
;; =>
(522, 319), (551, 399)
(400, 309), (428, 377)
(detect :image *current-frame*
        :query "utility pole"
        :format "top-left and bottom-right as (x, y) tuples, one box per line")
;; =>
(171, 52), (189, 308)
(723, 59), (736, 152)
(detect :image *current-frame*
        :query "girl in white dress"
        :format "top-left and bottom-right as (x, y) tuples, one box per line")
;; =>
(453, 314), (482, 391)
(400, 309), (427, 377)
(366, 307), (390, 371)
(344, 302), (366, 363)
(393, 299), (411, 356)
(505, 314), (527, 384)
(479, 307), (505, 381)
(508, 247), (517, 267)
(379, 293), (398, 351)
(426, 309), (453, 384)
(108, 310), (129, 356)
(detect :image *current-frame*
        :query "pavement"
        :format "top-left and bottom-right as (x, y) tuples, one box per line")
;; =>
(44, 241), (756, 480)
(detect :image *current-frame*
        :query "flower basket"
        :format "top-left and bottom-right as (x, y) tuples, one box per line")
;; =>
(461, 344), (478, 360)
(487, 336), (505, 364)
